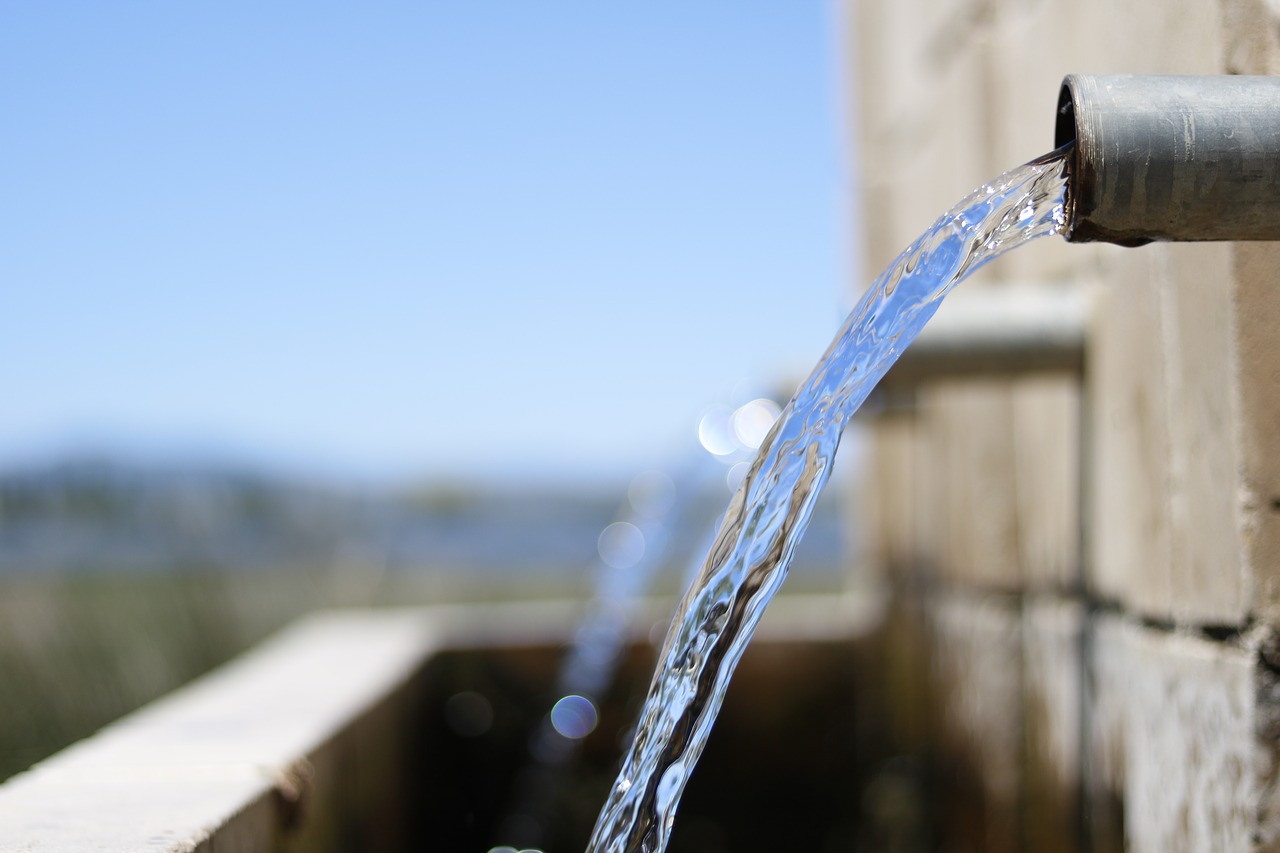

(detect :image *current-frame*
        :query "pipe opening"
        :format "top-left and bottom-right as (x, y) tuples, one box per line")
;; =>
(1053, 79), (1081, 242)
(1054, 74), (1280, 244)
(1054, 81), (1076, 150)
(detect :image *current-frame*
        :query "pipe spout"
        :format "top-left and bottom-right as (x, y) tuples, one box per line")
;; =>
(1056, 74), (1280, 245)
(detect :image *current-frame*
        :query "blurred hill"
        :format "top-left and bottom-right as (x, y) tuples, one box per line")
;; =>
(0, 454), (849, 781)
(0, 454), (847, 583)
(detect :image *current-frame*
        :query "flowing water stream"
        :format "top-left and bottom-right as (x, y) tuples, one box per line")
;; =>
(585, 146), (1071, 853)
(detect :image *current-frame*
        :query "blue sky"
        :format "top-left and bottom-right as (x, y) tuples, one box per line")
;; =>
(2, 3), (851, 488)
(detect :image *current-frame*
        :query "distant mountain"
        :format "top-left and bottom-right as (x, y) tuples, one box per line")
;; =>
(0, 454), (847, 581)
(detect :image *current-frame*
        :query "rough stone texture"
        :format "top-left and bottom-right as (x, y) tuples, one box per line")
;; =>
(1233, 244), (1280, 622)
(923, 380), (1021, 591)
(1217, 0), (1280, 627)
(928, 592), (1023, 852)
(856, 414), (922, 578)
(1084, 616), (1128, 853)
(1088, 242), (1249, 626)
(1086, 248), (1175, 618)
(1022, 597), (1083, 853)
(1124, 629), (1257, 852)
(1088, 617), (1272, 853)
(1162, 243), (1246, 625)
(982, 0), (1114, 287)
(1087, 241), (1249, 628)
(851, 0), (993, 284)
(1221, 0), (1280, 76)
(844, 0), (1280, 848)
(1013, 374), (1081, 591)
(853, 0), (1258, 627)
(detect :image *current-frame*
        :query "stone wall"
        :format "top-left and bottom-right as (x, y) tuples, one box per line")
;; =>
(843, 1), (1280, 849)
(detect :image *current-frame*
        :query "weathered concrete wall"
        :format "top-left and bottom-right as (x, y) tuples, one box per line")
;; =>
(843, 0), (1280, 849)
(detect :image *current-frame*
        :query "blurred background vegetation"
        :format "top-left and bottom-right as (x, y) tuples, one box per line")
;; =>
(0, 453), (846, 781)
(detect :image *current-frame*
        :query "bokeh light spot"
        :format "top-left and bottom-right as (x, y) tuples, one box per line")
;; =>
(443, 691), (493, 737)
(726, 461), (750, 492)
(550, 694), (599, 739)
(627, 469), (675, 518)
(598, 521), (645, 569)
(697, 405), (738, 456)
(731, 398), (781, 449)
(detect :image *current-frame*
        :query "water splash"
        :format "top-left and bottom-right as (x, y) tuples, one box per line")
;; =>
(585, 146), (1070, 853)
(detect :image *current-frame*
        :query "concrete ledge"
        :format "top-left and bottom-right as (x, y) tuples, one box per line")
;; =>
(0, 603), (583, 853)
(0, 596), (882, 852)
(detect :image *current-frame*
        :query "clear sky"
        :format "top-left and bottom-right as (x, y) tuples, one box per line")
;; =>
(2, 3), (852, 489)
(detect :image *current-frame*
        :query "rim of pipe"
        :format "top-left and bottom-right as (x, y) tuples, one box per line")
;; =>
(1055, 73), (1280, 245)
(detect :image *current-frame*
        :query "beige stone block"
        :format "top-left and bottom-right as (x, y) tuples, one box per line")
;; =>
(877, 595), (935, 752)
(1093, 617), (1280, 851)
(938, 0), (1228, 288)
(1161, 242), (1245, 625)
(1231, 244), (1280, 621)
(841, 421), (875, 581)
(929, 591), (1023, 852)
(981, 0), (1117, 286)
(850, 406), (942, 582)
(1088, 616), (1271, 852)
(923, 379), (1021, 590)
(848, 0), (919, 140)
(1088, 248), (1174, 619)
(1084, 616), (1128, 853)
(857, 414), (919, 576)
(1022, 597), (1083, 853)
(1003, 0), (1223, 78)
(853, 0), (992, 148)
(1012, 375), (1081, 591)
(851, 0), (994, 281)
(1124, 638), (1256, 853)
(1219, 7), (1280, 624)
(1088, 242), (1247, 625)
(1220, 0), (1280, 75)
(910, 397), (944, 574)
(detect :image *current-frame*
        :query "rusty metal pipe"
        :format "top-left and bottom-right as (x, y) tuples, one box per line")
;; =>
(1056, 74), (1280, 245)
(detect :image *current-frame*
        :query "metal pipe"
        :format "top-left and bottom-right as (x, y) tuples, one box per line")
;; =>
(1056, 74), (1280, 245)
